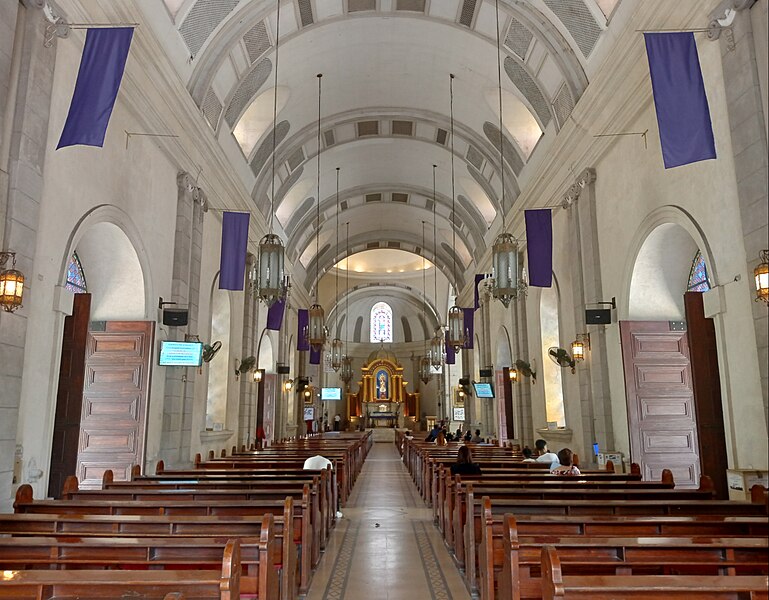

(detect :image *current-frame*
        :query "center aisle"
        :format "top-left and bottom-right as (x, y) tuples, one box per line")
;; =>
(306, 441), (472, 600)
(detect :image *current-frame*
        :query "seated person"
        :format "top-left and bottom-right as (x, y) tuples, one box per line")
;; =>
(534, 438), (559, 464)
(425, 424), (441, 442)
(450, 445), (482, 476)
(464, 430), (472, 442)
(522, 446), (536, 462)
(550, 447), (581, 476)
(435, 430), (447, 446)
(470, 429), (483, 443)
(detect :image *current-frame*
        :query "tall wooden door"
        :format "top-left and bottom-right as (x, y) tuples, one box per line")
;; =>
(49, 294), (91, 498)
(76, 321), (154, 489)
(620, 321), (701, 487)
(262, 374), (277, 444)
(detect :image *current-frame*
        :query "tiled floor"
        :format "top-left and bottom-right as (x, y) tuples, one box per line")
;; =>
(305, 443), (472, 600)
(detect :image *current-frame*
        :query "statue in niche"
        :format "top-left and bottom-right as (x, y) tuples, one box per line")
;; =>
(376, 369), (389, 400)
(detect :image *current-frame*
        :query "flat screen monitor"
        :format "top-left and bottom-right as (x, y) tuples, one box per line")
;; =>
(158, 341), (203, 367)
(473, 382), (495, 399)
(321, 387), (342, 401)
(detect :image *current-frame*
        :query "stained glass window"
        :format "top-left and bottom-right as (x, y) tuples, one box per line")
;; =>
(370, 302), (393, 343)
(687, 251), (711, 293)
(65, 253), (87, 293)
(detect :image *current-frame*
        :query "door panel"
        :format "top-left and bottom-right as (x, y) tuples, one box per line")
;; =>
(49, 294), (91, 498)
(620, 321), (701, 488)
(76, 321), (153, 489)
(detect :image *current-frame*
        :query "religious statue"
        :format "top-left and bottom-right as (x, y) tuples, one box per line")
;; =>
(378, 372), (387, 399)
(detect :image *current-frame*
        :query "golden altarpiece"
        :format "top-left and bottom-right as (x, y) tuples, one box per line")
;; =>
(347, 348), (419, 428)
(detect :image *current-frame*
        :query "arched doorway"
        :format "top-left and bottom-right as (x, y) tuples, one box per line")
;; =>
(49, 221), (152, 496)
(622, 222), (727, 495)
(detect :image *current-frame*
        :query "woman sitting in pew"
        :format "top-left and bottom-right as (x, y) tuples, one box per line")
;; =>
(450, 446), (483, 476)
(550, 448), (581, 476)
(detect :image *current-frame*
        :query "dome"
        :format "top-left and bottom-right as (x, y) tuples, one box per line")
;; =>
(367, 344), (399, 366)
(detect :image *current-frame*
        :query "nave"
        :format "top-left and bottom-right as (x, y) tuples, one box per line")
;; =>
(306, 442), (471, 600)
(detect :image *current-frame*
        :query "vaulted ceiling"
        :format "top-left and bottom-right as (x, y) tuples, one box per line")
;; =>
(152, 0), (620, 299)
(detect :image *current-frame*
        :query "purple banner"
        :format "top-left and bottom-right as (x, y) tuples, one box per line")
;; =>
(445, 330), (456, 365)
(266, 297), (285, 331)
(297, 309), (309, 351)
(463, 308), (474, 349)
(525, 209), (553, 288)
(58, 28), (134, 149)
(645, 32), (716, 169)
(310, 346), (321, 365)
(219, 212), (250, 291)
(474, 274), (485, 311)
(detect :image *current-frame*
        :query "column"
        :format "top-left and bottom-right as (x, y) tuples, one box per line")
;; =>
(0, 2), (56, 511)
(565, 169), (615, 460)
(713, 0), (769, 425)
(160, 172), (206, 466)
(238, 253), (257, 447)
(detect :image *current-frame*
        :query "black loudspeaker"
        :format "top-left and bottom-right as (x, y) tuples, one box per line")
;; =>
(277, 365), (290, 375)
(585, 308), (612, 325)
(479, 368), (493, 378)
(162, 307), (189, 327)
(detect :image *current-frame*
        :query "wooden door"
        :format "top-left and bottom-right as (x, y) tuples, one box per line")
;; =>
(620, 321), (701, 487)
(497, 368), (514, 441)
(76, 321), (153, 489)
(262, 374), (277, 443)
(49, 294), (91, 498)
(685, 292), (729, 499)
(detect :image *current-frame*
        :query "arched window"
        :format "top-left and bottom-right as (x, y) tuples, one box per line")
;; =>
(65, 252), (87, 293)
(687, 251), (711, 292)
(370, 302), (393, 343)
(540, 285), (565, 428)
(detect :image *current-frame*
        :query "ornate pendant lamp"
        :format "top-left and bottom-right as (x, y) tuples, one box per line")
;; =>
(0, 252), (24, 313)
(755, 250), (769, 304)
(429, 164), (445, 369)
(446, 74), (467, 353)
(419, 220), (432, 385)
(257, 0), (286, 307)
(340, 222), (353, 384)
(307, 73), (327, 351)
(490, 0), (526, 308)
(330, 168), (343, 371)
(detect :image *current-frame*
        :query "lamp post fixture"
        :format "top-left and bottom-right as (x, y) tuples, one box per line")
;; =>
(0, 252), (24, 313)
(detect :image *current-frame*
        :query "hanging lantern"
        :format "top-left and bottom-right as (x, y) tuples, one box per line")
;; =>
(257, 234), (285, 307)
(755, 250), (769, 305)
(447, 305), (466, 353)
(430, 327), (444, 369)
(340, 355), (353, 384)
(492, 232), (520, 307)
(508, 367), (518, 384)
(419, 356), (431, 384)
(307, 303), (327, 351)
(0, 252), (24, 313)
(331, 337), (343, 371)
(571, 333), (589, 362)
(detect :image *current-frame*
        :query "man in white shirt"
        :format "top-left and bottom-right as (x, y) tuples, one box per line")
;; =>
(534, 439), (558, 464)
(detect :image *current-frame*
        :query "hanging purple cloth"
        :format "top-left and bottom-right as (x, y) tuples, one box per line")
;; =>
(474, 274), (485, 311)
(219, 212), (250, 291)
(445, 330), (456, 365)
(644, 32), (716, 169)
(297, 309), (309, 351)
(310, 346), (321, 365)
(463, 308), (474, 349)
(266, 298), (285, 331)
(525, 209), (553, 288)
(57, 28), (134, 149)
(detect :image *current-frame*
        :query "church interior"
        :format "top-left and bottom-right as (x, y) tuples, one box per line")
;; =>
(0, 0), (767, 598)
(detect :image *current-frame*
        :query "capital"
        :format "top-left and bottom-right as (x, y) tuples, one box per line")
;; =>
(562, 168), (596, 208)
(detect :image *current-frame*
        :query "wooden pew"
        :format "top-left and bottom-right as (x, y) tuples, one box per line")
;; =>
(486, 512), (769, 600)
(0, 516), (281, 600)
(0, 539), (241, 600)
(13, 485), (310, 596)
(539, 545), (769, 600)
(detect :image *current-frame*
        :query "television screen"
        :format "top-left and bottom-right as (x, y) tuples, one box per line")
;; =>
(473, 382), (495, 398)
(321, 387), (342, 401)
(158, 341), (203, 367)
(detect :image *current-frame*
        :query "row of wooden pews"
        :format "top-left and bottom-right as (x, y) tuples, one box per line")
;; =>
(401, 437), (769, 600)
(0, 431), (372, 599)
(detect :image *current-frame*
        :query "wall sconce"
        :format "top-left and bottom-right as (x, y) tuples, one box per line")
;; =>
(284, 379), (294, 391)
(571, 333), (590, 362)
(253, 369), (263, 383)
(508, 367), (519, 384)
(0, 252), (24, 313)
(458, 388), (465, 399)
(755, 250), (769, 304)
